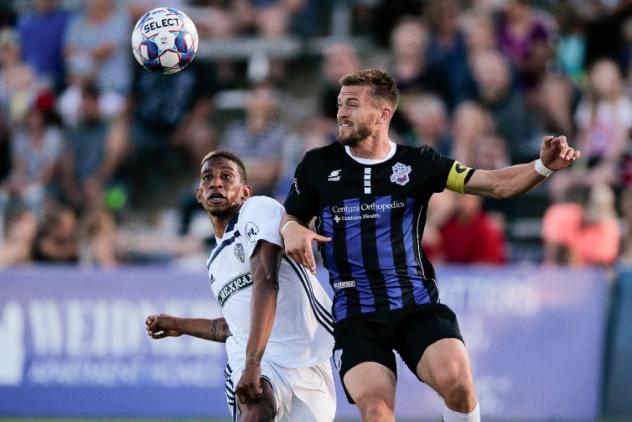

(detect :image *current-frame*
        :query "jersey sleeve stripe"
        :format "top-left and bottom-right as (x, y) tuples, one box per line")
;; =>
(294, 261), (335, 323)
(283, 255), (334, 334)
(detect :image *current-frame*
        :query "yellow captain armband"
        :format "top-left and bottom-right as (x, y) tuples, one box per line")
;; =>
(445, 161), (474, 194)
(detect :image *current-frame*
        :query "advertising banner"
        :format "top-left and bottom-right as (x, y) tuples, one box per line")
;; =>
(604, 267), (632, 417)
(0, 265), (607, 420)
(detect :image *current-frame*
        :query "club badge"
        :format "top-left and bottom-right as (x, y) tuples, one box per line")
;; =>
(233, 243), (245, 262)
(390, 162), (412, 186)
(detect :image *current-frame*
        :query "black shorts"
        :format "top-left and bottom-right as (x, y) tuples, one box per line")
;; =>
(332, 303), (463, 404)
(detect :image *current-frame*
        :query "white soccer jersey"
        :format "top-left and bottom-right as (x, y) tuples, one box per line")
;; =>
(206, 196), (334, 368)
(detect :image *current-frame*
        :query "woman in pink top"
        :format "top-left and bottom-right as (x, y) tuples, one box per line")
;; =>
(542, 184), (619, 266)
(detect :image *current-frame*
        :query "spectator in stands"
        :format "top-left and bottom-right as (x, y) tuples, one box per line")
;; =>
(451, 102), (510, 170)
(470, 49), (541, 163)
(576, 59), (631, 170)
(60, 84), (128, 212)
(274, 115), (331, 201)
(533, 71), (575, 138)
(553, 0), (587, 84)
(80, 208), (119, 267)
(458, 10), (501, 110)
(388, 17), (452, 137)
(425, 0), (474, 107)
(402, 93), (452, 155)
(0, 28), (41, 126)
(182, 0), (240, 39)
(525, 0), (579, 144)
(0, 209), (37, 267)
(550, 59), (632, 201)
(318, 41), (362, 123)
(233, 0), (306, 38)
(219, 83), (287, 196)
(469, 0), (505, 15)
(542, 184), (620, 266)
(126, 59), (216, 207)
(497, 0), (553, 93)
(64, 0), (131, 95)
(389, 17), (451, 103)
(583, 0), (632, 71)
(1, 91), (63, 217)
(619, 186), (632, 265)
(232, 0), (310, 84)
(461, 10), (497, 56)
(435, 194), (507, 265)
(16, 0), (69, 90)
(32, 205), (79, 263)
(57, 57), (125, 128)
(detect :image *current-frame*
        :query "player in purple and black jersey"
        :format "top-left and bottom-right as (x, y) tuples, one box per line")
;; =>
(281, 69), (580, 422)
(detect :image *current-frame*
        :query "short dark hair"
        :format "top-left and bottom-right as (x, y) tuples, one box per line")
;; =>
(340, 69), (399, 109)
(200, 150), (247, 182)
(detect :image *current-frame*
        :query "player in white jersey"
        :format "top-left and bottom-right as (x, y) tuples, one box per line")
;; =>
(145, 150), (336, 422)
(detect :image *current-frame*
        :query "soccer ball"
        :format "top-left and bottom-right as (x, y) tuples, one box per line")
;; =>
(131, 7), (198, 75)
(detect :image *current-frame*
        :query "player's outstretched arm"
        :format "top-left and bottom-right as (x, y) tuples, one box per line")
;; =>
(237, 240), (282, 403)
(145, 314), (231, 342)
(464, 135), (580, 199)
(280, 213), (331, 273)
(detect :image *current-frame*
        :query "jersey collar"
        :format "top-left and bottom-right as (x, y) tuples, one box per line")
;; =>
(216, 212), (240, 242)
(344, 140), (397, 165)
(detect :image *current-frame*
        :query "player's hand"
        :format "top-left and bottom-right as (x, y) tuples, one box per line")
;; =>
(236, 362), (263, 404)
(145, 314), (182, 339)
(540, 135), (581, 171)
(282, 221), (331, 274)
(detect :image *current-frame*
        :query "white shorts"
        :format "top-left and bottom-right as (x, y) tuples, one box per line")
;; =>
(224, 359), (336, 422)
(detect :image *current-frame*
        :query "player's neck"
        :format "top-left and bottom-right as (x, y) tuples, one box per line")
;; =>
(348, 135), (391, 160)
(210, 214), (233, 239)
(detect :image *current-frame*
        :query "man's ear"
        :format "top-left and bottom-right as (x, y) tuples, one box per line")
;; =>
(243, 184), (253, 200)
(195, 187), (203, 204)
(381, 106), (392, 123)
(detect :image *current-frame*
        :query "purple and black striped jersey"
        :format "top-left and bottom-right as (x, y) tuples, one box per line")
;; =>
(284, 142), (457, 321)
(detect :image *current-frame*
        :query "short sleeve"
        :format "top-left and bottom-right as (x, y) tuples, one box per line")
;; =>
(283, 151), (319, 224)
(237, 196), (285, 258)
(419, 146), (457, 193)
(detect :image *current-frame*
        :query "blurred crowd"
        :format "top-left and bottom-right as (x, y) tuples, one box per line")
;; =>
(1, 0), (632, 269)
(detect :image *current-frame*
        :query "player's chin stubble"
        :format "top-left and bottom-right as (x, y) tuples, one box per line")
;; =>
(336, 124), (372, 147)
(208, 203), (241, 220)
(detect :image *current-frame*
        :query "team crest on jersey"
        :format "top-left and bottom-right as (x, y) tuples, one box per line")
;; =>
(233, 243), (245, 262)
(245, 222), (259, 243)
(390, 162), (412, 186)
(333, 348), (343, 371)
